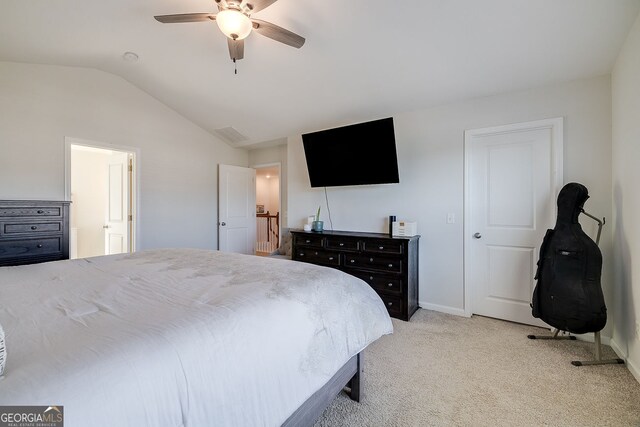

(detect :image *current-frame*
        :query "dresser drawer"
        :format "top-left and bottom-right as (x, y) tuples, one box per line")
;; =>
(0, 237), (62, 259)
(3, 221), (63, 235)
(344, 254), (402, 273)
(290, 229), (419, 321)
(379, 294), (403, 317)
(325, 236), (359, 251)
(294, 234), (324, 248)
(0, 206), (62, 218)
(363, 239), (403, 254)
(348, 270), (403, 295)
(294, 248), (340, 267)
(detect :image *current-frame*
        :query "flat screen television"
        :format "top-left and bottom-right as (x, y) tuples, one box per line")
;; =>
(302, 117), (399, 188)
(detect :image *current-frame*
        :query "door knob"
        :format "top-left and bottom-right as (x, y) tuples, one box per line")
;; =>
(103, 225), (111, 229)
(473, 232), (482, 239)
(220, 222), (226, 226)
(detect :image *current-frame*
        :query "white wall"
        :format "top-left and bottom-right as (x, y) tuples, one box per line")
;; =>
(249, 144), (288, 226)
(288, 75), (613, 323)
(0, 62), (247, 250)
(612, 13), (640, 381)
(256, 174), (280, 215)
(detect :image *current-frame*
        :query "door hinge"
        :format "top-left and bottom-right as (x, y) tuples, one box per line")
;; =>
(128, 214), (133, 221)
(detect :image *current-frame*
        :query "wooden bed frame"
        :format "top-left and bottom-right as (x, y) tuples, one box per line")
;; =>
(283, 352), (362, 426)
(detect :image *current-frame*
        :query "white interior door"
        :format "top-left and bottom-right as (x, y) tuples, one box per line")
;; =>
(218, 164), (256, 254)
(105, 151), (130, 255)
(465, 118), (563, 326)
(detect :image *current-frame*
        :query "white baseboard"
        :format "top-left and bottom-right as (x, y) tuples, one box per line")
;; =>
(419, 301), (467, 317)
(571, 332), (611, 345)
(610, 338), (626, 359)
(627, 357), (640, 384)
(610, 338), (640, 384)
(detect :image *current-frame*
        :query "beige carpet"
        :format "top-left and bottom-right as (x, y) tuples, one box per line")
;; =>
(315, 309), (640, 427)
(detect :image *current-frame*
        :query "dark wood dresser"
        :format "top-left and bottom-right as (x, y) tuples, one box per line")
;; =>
(291, 229), (419, 321)
(0, 200), (70, 267)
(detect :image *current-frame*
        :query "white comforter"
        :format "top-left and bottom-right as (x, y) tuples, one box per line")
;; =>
(0, 249), (392, 426)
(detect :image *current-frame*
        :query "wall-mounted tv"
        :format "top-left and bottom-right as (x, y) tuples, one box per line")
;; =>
(302, 117), (399, 188)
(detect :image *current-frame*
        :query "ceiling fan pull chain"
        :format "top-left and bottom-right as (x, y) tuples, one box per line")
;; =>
(233, 58), (237, 75)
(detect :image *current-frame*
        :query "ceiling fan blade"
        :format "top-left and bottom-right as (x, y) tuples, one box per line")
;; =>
(228, 39), (245, 60)
(154, 13), (216, 24)
(251, 19), (305, 48)
(243, 0), (278, 14)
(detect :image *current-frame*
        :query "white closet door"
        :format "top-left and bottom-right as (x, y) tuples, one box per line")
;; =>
(465, 118), (563, 326)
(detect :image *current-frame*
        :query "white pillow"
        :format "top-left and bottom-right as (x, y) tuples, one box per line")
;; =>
(0, 323), (5, 377)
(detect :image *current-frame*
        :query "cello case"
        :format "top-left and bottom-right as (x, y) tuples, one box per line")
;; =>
(531, 183), (607, 334)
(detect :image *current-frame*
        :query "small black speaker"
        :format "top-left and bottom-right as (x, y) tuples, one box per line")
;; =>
(389, 215), (396, 236)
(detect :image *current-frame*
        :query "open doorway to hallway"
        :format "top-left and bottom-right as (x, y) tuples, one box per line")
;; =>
(255, 164), (280, 256)
(66, 141), (137, 259)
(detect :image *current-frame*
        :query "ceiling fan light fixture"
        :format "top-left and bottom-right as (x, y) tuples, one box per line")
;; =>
(216, 9), (252, 40)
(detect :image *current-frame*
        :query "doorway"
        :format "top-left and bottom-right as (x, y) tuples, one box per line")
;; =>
(65, 139), (138, 259)
(464, 118), (563, 327)
(217, 163), (281, 256)
(254, 164), (281, 256)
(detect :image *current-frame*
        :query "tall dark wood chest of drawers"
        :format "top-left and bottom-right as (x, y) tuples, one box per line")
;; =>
(291, 230), (419, 321)
(0, 200), (70, 267)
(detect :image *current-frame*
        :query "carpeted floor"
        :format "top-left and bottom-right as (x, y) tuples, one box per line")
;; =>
(315, 309), (640, 427)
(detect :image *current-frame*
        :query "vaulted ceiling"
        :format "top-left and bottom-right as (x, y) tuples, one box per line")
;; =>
(1, 0), (639, 147)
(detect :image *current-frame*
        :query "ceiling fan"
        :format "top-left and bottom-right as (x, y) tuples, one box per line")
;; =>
(155, 0), (305, 72)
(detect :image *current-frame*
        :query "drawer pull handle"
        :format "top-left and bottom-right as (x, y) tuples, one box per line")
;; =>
(339, 243), (344, 246)
(329, 257), (334, 261)
(387, 302), (393, 306)
(31, 226), (38, 230)
(388, 283), (393, 287)
(37, 210), (44, 214)
(388, 264), (393, 268)
(305, 239), (311, 243)
(314, 251), (318, 255)
(299, 253), (304, 257)
(379, 246), (384, 250)
(36, 244), (43, 248)
(369, 258), (374, 262)
(369, 276), (374, 281)
(350, 259), (355, 264)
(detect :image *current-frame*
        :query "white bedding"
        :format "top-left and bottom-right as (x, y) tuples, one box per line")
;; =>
(0, 249), (392, 426)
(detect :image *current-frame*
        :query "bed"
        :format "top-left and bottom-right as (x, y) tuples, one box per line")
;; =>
(0, 248), (392, 426)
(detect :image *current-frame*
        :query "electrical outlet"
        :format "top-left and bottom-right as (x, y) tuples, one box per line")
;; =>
(447, 213), (455, 224)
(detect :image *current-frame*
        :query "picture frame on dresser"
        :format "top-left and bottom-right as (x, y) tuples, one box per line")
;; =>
(0, 200), (71, 267)
(291, 229), (419, 321)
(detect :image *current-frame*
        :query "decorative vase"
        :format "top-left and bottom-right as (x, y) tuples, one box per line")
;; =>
(311, 220), (324, 232)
